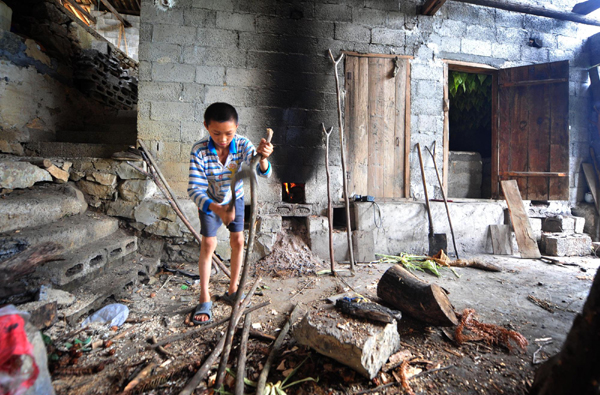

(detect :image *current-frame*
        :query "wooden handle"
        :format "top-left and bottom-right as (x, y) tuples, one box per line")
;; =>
(265, 128), (273, 143)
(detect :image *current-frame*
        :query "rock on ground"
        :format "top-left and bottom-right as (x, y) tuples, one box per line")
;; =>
(293, 303), (400, 379)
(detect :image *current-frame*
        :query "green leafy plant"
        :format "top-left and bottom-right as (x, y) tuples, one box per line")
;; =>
(448, 71), (492, 155)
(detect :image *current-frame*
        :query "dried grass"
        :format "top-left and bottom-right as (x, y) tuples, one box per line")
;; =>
(455, 308), (528, 352)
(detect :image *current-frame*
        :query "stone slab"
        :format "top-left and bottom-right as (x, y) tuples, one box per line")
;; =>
(541, 233), (592, 257)
(571, 204), (597, 241)
(293, 304), (400, 379)
(0, 161), (51, 189)
(542, 216), (576, 233)
(0, 212), (118, 254)
(0, 183), (87, 233)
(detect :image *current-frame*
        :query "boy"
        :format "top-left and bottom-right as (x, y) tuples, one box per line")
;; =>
(188, 102), (273, 324)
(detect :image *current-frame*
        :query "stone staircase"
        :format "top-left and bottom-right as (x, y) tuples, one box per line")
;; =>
(23, 110), (136, 159)
(0, 183), (158, 326)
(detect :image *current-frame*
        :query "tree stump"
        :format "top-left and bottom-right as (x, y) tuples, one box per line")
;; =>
(530, 267), (600, 395)
(377, 265), (458, 327)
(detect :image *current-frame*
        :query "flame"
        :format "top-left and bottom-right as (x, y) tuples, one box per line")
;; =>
(284, 183), (290, 195)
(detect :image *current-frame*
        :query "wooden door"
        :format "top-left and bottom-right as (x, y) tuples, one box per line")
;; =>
(495, 60), (569, 200)
(344, 55), (410, 199)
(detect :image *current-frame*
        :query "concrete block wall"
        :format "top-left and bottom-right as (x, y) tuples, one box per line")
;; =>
(92, 11), (140, 61)
(138, 0), (598, 211)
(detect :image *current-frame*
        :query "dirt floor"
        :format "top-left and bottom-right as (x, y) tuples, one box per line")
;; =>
(44, 247), (600, 395)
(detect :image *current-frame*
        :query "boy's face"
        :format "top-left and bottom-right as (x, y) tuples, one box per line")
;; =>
(204, 119), (237, 149)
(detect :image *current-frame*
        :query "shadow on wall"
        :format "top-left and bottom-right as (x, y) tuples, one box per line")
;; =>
(247, 7), (333, 185)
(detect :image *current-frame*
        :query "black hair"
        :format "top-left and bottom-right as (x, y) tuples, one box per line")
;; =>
(204, 102), (238, 125)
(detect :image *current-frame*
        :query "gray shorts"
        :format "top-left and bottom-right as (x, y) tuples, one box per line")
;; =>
(199, 196), (245, 237)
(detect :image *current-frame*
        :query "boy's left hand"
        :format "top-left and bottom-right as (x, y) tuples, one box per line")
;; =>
(257, 138), (273, 159)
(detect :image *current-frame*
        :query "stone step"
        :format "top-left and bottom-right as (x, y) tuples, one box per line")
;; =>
(24, 142), (129, 159)
(0, 212), (119, 254)
(60, 258), (142, 326)
(541, 233), (592, 257)
(0, 183), (87, 233)
(35, 230), (138, 290)
(56, 129), (136, 145)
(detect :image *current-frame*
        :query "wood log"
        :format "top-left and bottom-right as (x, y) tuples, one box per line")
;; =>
(530, 267), (600, 395)
(377, 265), (458, 327)
(0, 242), (63, 284)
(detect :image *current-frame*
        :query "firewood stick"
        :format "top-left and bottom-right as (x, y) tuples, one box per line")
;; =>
(249, 329), (276, 342)
(122, 361), (157, 393)
(215, 276), (263, 388)
(130, 143), (231, 278)
(215, 128), (273, 389)
(255, 304), (303, 395)
(148, 301), (270, 349)
(179, 281), (263, 395)
(321, 123), (336, 275)
(151, 335), (173, 358)
(144, 152), (230, 278)
(235, 312), (252, 395)
(328, 49), (355, 273)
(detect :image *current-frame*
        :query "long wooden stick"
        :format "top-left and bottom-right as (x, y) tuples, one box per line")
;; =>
(425, 144), (459, 259)
(255, 304), (303, 395)
(179, 279), (262, 395)
(452, 0), (600, 27)
(136, 139), (230, 278)
(215, 129), (273, 389)
(328, 49), (355, 273)
(235, 312), (252, 395)
(322, 124), (336, 275)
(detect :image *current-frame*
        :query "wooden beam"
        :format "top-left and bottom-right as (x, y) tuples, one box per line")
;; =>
(499, 171), (568, 178)
(63, 0), (97, 24)
(422, 0), (448, 15)
(452, 0), (600, 27)
(499, 78), (569, 88)
(572, 0), (600, 15)
(98, 0), (132, 27)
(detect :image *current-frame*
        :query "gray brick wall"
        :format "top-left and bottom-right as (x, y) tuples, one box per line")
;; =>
(139, 0), (594, 205)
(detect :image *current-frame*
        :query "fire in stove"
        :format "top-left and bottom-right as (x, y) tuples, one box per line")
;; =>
(282, 183), (305, 203)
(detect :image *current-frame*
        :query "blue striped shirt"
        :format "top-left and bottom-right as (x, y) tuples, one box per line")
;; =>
(188, 135), (272, 213)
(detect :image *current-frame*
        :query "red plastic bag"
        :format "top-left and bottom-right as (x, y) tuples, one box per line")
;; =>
(0, 306), (39, 395)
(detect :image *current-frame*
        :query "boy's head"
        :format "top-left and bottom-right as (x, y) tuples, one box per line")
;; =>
(203, 103), (238, 149)
(204, 102), (238, 126)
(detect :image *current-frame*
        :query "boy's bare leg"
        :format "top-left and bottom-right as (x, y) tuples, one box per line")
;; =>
(228, 231), (244, 296)
(195, 235), (217, 322)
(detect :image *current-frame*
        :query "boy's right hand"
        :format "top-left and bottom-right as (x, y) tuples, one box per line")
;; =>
(212, 204), (235, 226)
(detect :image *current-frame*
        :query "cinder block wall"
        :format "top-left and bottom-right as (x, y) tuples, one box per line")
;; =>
(138, 0), (597, 205)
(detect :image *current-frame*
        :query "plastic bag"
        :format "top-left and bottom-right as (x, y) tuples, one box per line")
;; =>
(82, 303), (129, 327)
(0, 305), (39, 395)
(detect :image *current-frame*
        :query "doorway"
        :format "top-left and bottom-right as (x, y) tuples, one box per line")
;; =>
(444, 63), (496, 199)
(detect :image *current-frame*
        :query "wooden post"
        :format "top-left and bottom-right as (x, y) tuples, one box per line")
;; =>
(328, 49), (355, 273)
(322, 124), (336, 275)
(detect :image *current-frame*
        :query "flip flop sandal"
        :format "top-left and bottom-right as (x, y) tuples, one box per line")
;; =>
(191, 301), (213, 325)
(221, 291), (246, 306)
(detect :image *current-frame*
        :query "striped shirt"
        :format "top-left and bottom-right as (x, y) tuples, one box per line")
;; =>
(188, 135), (272, 213)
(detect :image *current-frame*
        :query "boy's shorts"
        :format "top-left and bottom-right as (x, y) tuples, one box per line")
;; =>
(199, 196), (245, 237)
